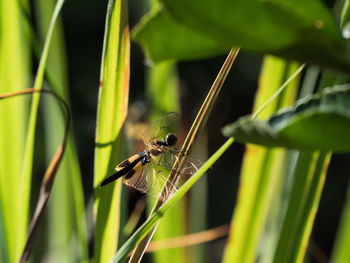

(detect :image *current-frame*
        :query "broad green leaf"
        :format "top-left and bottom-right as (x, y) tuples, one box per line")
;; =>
(223, 85), (350, 152)
(93, 0), (130, 262)
(134, 0), (350, 72)
(133, 5), (229, 62)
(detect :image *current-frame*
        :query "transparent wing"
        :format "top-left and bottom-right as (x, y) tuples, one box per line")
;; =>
(152, 147), (204, 176)
(122, 160), (178, 201)
(143, 112), (178, 145)
(123, 164), (148, 195)
(150, 147), (204, 187)
(147, 159), (178, 201)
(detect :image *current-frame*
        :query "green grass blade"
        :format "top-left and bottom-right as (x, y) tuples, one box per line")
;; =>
(223, 57), (300, 263)
(110, 137), (234, 263)
(16, 1), (65, 261)
(272, 152), (330, 263)
(146, 61), (180, 116)
(331, 179), (350, 262)
(0, 0), (30, 262)
(320, 2), (348, 262)
(146, 61), (185, 263)
(93, 0), (130, 262)
(187, 134), (209, 263)
(293, 152), (331, 262)
(34, 0), (88, 260)
(0, 199), (9, 263)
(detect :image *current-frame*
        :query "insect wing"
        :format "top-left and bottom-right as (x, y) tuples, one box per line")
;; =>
(152, 147), (204, 177)
(148, 146), (204, 192)
(142, 112), (178, 145)
(122, 157), (177, 201)
(123, 162), (148, 195)
(147, 158), (178, 201)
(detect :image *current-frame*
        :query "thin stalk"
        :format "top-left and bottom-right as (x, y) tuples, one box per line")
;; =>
(128, 47), (239, 263)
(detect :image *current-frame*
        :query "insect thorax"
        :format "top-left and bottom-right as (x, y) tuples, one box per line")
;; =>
(138, 150), (151, 165)
(148, 144), (163, 156)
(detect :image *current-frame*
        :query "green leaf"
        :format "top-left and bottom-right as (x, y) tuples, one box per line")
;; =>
(134, 0), (350, 72)
(0, 0), (30, 261)
(223, 85), (350, 152)
(332, 180), (350, 263)
(93, 0), (130, 262)
(145, 61), (186, 263)
(273, 152), (330, 263)
(222, 58), (300, 263)
(133, 5), (229, 62)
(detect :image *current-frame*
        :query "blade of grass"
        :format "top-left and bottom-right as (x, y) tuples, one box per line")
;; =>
(223, 57), (301, 263)
(128, 47), (239, 263)
(110, 137), (234, 263)
(188, 133), (209, 263)
(272, 151), (331, 263)
(146, 61), (180, 116)
(93, 0), (130, 262)
(324, 2), (350, 261)
(331, 178), (350, 263)
(293, 152), (331, 262)
(258, 62), (301, 263)
(34, 0), (88, 260)
(0, 88), (70, 262)
(17, 0), (65, 261)
(146, 61), (185, 263)
(0, 0), (30, 261)
(146, 224), (229, 252)
(0, 199), (9, 263)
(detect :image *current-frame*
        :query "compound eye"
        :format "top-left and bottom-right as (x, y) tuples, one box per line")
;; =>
(165, 133), (177, 146)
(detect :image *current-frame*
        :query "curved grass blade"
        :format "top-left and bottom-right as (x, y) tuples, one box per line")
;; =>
(17, 0), (65, 261)
(93, 0), (130, 261)
(128, 47), (239, 263)
(110, 137), (234, 263)
(34, 0), (88, 260)
(0, 88), (70, 263)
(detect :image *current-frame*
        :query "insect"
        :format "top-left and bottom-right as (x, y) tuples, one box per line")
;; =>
(99, 112), (202, 201)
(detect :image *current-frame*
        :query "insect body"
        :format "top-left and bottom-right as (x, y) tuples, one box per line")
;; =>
(99, 113), (201, 201)
(100, 112), (202, 200)
(100, 133), (177, 197)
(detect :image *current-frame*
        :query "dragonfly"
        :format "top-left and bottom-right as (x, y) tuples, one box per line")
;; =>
(99, 112), (202, 201)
